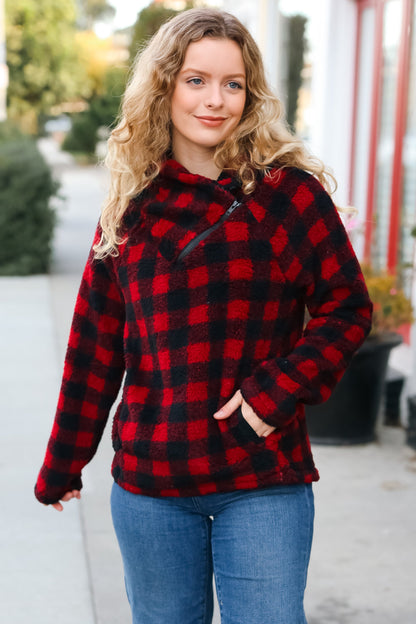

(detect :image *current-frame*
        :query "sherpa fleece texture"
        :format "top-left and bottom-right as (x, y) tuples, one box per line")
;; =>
(35, 161), (372, 504)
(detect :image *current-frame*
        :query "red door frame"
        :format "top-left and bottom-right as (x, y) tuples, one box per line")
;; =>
(349, 0), (414, 271)
(388, 0), (413, 271)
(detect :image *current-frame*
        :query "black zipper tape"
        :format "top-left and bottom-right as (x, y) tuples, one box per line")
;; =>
(176, 200), (241, 263)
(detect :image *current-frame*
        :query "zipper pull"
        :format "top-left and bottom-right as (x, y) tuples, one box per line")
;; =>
(224, 200), (241, 217)
(175, 199), (242, 263)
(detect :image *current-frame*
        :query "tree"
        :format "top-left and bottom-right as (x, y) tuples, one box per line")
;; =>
(129, 1), (195, 62)
(5, 0), (85, 133)
(76, 0), (116, 31)
(62, 65), (127, 156)
(87, 66), (127, 127)
(62, 27), (128, 157)
(75, 30), (116, 97)
(286, 14), (307, 133)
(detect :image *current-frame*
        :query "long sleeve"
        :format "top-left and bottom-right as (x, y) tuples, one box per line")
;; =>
(240, 175), (372, 429)
(35, 234), (125, 504)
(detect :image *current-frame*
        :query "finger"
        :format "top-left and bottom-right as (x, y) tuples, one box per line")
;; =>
(61, 492), (74, 501)
(259, 425), (275, 438)
(241, 400), (276, 437)
(213, 390), (242, 419)
(51, 502), (64, 512)
(67, 490), (81, 499)
(60, 490), (81, 503)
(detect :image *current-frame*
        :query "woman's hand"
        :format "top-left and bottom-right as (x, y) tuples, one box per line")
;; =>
(213, 390), (275, 438)
(45, 490), (81, 512)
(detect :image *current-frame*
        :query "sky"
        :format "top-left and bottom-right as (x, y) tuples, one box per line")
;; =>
(107, 0), (314, 26)
(108, 1), (150, 30)
(279, 0), (312, 17)
(93, 1), (150, 37)
(107, 0), (220, 29)
(100, 1), (316, 36)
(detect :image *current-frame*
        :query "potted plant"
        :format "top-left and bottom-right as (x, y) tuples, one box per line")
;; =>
(305, 266), (413, 445)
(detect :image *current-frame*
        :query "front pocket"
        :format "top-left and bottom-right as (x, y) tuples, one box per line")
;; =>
(111, 403), (124, 452)
(229, 404), (265, 444)
(211, 405), (280, 475)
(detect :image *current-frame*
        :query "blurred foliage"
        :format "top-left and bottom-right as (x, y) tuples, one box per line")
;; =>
(76, 0), (115, 30)
(76, 31), (116, 97)
(5, 0), (86, 134)
(362, 266), (414, 335)
(0, 122), (59, 275)
(87, 66), (128, 126)
(62, 66), (127, 156)
(286, 14), (307, 132)
(0, 120), (25, 142)
(129, 1), (196, 62)
(62, 113), (98, 155)
(61, 18), (128, 156)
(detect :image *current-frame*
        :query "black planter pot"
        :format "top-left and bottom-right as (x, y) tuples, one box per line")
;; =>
(305, 332), (403, 445)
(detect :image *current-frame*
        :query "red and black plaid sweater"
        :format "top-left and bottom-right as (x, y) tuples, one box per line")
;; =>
(35, 161), (372, 503)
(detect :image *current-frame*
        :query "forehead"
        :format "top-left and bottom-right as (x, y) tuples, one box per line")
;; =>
(181, 37), (246, 74)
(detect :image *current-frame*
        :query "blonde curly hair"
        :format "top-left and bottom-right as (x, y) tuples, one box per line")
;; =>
(95, 8), (335, 258)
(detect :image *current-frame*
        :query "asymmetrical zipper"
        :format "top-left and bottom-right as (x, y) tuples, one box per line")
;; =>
(176, 200), (242, 263)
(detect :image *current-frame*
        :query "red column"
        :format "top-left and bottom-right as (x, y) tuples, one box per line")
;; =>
(387, 0), (414, 273)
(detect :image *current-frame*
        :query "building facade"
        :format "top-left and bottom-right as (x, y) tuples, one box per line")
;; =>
(351, 0), (416, 287)
(222, 0), (416, 294)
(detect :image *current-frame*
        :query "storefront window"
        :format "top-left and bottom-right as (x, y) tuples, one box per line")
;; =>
(352, 6), (376, 257)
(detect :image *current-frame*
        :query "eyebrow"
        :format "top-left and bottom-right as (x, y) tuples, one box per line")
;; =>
(180, 68), (246, 79)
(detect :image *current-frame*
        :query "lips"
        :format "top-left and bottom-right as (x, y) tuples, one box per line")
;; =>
(196, 116), (227, 127)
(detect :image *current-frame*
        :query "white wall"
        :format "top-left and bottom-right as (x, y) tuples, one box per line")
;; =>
(308, 0), (358, 205)
(219, 0), (358, 206)
(220, 0), (283, 95)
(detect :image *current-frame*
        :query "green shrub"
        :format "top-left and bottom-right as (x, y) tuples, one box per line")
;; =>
(62, 112), (98, 155)
(88, 66), (126, 129)
(0, 135), (59, 275)
(0, 120), (25, 143)
(62, 67), (127, 157)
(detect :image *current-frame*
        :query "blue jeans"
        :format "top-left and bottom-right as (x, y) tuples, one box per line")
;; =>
(111, 482), (314, 624)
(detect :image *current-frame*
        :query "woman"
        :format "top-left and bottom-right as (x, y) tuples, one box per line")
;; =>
(35, 8), (372, 624)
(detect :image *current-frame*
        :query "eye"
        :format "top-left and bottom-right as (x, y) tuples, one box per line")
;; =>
(227, 81), (243, 90)
(187, 78), (203, 86)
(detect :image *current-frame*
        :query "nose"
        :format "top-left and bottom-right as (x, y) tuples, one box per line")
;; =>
(205, 84), (224, 109)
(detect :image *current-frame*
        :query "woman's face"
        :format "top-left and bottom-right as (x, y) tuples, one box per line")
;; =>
(171, 37), (246, 159)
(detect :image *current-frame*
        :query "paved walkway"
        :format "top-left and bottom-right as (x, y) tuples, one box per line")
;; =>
(1, 139), (416, 623)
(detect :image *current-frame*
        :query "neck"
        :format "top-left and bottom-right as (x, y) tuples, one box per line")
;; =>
(172, 142), (221, 180)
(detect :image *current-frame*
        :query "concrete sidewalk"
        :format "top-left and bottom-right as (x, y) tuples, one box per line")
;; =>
(1, 276), (95, 624)
(1, 140), (416, 623)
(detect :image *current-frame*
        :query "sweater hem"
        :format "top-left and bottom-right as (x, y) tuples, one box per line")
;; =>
(111, 467), (320, 499)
